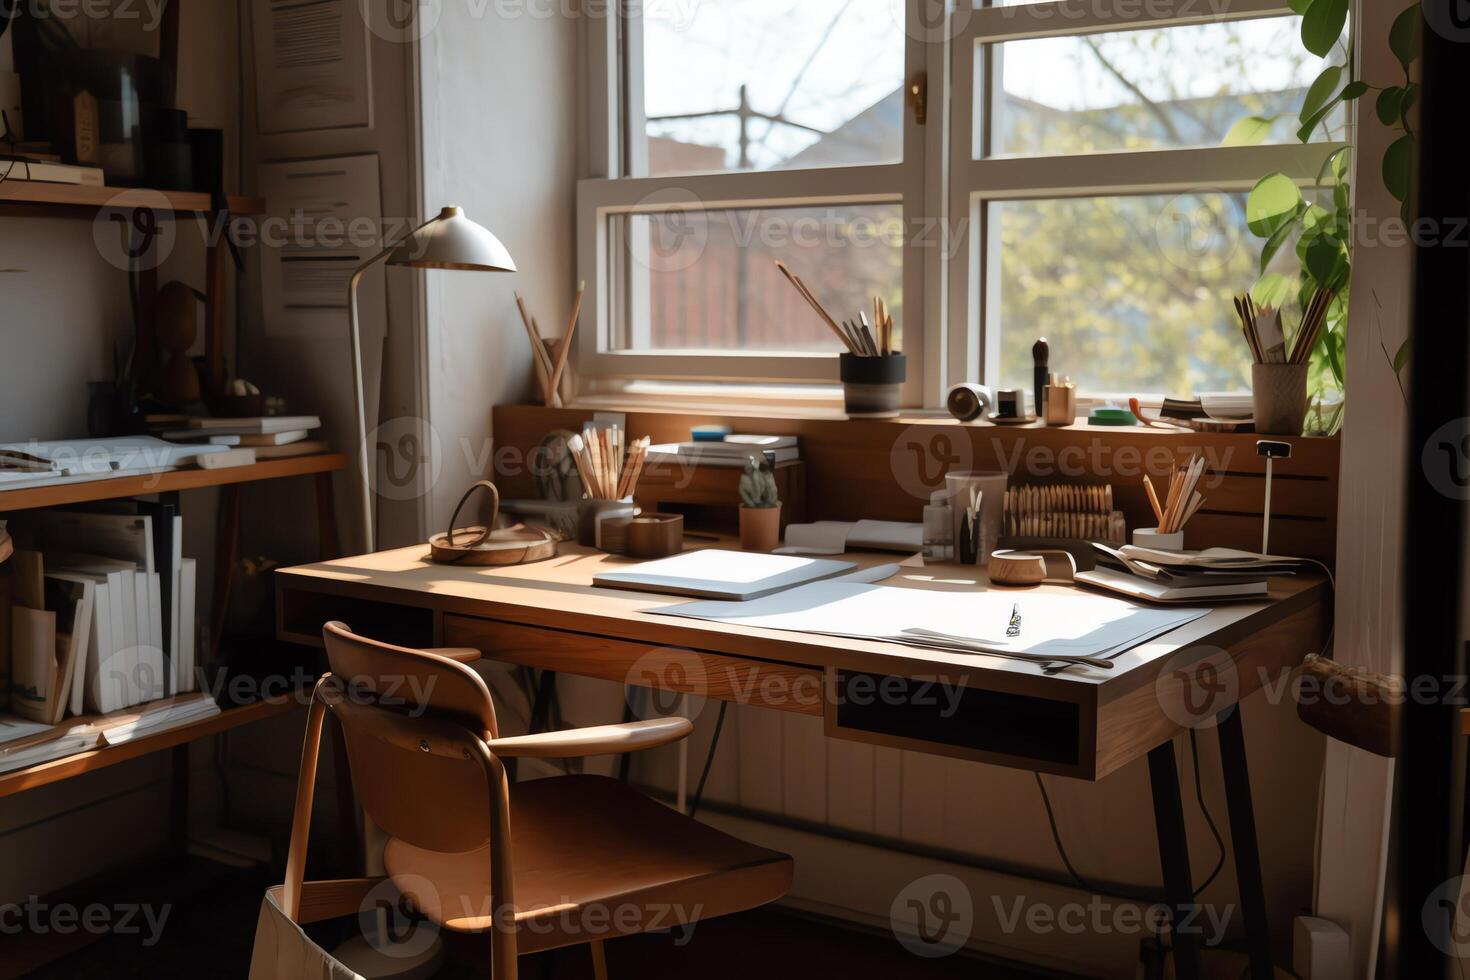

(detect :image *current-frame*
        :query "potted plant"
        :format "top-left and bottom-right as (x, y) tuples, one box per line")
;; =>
(738, 458), (781, 552)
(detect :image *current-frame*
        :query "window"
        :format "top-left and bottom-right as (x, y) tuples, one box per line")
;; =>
(950, 0), (1349, 398)
(580, 0), (1348, 405)
(578, 0), (928, 402)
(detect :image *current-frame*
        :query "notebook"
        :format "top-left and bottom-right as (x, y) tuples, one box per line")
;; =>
(593, 550), (856, 601)
(1075, 567), (1269, 603)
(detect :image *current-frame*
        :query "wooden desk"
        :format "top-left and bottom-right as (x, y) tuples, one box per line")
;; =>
(278, 543), (1331, 980)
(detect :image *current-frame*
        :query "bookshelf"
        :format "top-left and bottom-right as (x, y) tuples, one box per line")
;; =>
(0, 182), (266, 216)
(0, 454), (346, 513)
(2, 454), (345, 799)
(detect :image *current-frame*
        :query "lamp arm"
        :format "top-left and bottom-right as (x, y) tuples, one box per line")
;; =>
(345, 213), (440, 554)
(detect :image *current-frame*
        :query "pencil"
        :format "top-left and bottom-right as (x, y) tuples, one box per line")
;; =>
(1144, 475), (1164, 526)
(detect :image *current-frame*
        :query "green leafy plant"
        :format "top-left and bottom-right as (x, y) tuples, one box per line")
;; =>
(1228, 1), (1419, 431)
(739, 459), (780, 509)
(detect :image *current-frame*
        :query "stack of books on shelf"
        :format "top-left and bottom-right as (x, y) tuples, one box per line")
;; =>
(0, 504), (214, 774)
(155, 415), (326, 460)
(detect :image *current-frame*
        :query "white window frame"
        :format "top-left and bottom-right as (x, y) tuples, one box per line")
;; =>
(577, 0), (946, 407)
(946, 0), (1350, 392)
(577, 0), (1351, 408)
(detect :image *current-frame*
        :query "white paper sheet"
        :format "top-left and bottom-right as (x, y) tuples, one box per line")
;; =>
(251, 0), (372, 134)
(649, 581), (1208, 667)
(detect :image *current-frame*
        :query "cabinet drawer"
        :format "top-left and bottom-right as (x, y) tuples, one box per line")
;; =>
(443, 615), (824, 716)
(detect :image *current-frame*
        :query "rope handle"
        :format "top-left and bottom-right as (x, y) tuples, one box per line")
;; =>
(445, 481), (501, 548)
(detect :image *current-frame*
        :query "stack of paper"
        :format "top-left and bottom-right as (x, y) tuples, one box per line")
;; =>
(92, 693), (220, 746)
(646, 435), (799, 469)
(1078, 545), (1303, 603)
(0, 716), (103, 775)
(648, 574), (1208, 671)
(0, 437), (235, 491)
(161, 417), (327, 460)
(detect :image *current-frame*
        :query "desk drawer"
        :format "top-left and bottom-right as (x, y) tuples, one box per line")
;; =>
(443, 615), (824, 716)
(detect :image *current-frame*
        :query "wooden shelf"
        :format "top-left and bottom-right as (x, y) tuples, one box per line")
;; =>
(0, 697), (299, 798)
(0, 181), (265, 215)
(0, 453), (346, 513)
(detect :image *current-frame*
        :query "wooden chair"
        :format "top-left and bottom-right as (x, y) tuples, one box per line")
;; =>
(279, 622), (793, 979)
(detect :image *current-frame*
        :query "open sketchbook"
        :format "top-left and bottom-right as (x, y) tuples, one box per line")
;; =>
(647, 567), (1207, 671)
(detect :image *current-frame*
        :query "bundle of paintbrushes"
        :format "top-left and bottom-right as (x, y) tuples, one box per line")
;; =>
(1143, 453), (1208, 534)
(514, 281), (585, 407)
(1004, 485), (1125, 543)
(1233, 287), (1333, 365)
(775, 261), (899, 357)
(566, 425), (651, 501)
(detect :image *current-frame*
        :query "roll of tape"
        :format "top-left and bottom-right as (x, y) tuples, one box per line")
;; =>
(947, 383), (994, 422)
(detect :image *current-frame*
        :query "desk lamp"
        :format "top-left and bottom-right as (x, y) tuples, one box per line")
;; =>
(347, 206), (516, 552)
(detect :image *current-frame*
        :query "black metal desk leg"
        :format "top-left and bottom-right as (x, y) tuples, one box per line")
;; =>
(1217, 706), (1273, 978)
(1149, 741), (1202, 980)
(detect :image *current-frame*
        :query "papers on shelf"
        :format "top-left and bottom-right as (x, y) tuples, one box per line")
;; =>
(0, 694), (222, 774)
(648, 578), (1208, 672)
(0, 437), (233, 491)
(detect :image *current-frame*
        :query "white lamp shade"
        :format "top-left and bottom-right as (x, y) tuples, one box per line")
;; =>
(386, 206), (517, 272)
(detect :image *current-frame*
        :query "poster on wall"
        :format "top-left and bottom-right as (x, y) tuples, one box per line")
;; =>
(251, 0), (373, 134)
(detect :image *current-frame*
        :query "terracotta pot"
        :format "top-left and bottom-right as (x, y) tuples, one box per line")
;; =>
(739, 505), (782, 552)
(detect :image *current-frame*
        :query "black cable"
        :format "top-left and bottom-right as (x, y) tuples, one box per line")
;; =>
(687, 701), (729, 820)
(1188, 728), (1227, 897)
(1034, 736), (1227, 905)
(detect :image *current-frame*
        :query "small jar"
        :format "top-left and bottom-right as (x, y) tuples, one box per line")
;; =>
(923, 491), (955, 563)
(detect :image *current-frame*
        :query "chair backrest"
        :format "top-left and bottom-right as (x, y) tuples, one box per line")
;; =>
(321, 622), (500, 853)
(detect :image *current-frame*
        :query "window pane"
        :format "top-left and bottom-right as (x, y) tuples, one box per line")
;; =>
(984, 19), (1343, 156)
(989, 194), (1257, 395)
(612, 204), (903, 353)
(637, 1), (905, 176)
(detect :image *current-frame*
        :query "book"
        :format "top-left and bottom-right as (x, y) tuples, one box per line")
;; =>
(253, 439), (330, 460)
(208, 430), (309, 447)
(11, 575), (93, 724)
(187, 416), (321, 434)
(196, 449), (257, 469)
(646, 442), (800, 468)
(51, 555), (135, 713)
(1075, 566), (1268, 602)
(178, 559), (197, 693)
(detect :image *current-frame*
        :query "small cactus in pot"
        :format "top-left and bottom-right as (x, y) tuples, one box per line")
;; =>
(738, 457), (782, 551)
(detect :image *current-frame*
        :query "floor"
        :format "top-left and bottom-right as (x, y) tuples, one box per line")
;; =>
(20, 863), (1063, 980)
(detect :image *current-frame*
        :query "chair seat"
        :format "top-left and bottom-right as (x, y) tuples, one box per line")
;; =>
(384, 775), (792, 954)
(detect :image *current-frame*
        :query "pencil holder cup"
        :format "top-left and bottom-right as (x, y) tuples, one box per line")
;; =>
(840, 354), (906, 418)
(1133, 527), (1185, 551)
(1252, 363), (1308, 435)
(944, 470), (1008, 566)
(577, 498), (637, 550)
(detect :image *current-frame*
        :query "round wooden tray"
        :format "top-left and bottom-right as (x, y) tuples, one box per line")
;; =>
(428, 482), (559, 566)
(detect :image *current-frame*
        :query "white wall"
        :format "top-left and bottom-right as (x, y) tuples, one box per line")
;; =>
(0, 1), (242, 899)
(419, 1), (580, 532)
